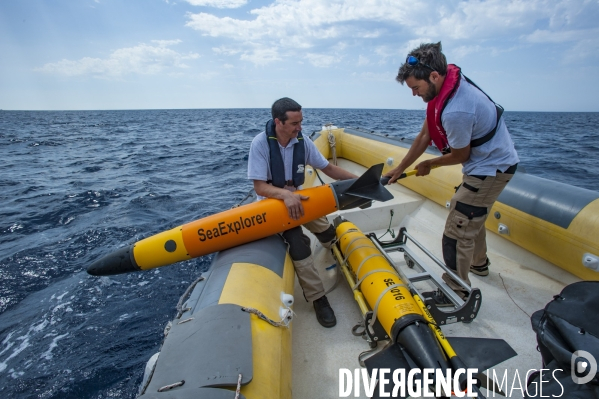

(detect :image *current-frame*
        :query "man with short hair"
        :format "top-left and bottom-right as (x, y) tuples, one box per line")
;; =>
(385, 42), (519, 300)
(248, 97), (357, 327)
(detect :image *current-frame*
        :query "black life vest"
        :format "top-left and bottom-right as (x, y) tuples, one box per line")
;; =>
(265, 119), (305, 188)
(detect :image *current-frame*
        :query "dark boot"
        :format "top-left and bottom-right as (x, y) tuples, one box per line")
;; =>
(470, 258), (490, 276)
(313, 295), (336, 328)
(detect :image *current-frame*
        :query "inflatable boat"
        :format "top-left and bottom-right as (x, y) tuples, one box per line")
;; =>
(90, 125), (599, 399)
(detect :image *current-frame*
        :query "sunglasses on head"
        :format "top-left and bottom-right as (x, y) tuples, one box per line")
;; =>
(405, 55), (436, 72)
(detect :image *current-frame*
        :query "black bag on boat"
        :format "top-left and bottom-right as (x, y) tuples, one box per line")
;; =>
(526, 281), (599, 398)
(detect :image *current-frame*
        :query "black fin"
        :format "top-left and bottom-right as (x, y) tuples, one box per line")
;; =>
(447, 337), (517, 371)
(330, 164), (393, 210)
(346, 163), (394, 202)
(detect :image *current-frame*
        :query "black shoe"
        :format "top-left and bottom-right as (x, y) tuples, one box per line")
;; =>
(313, 295), (336, 328)
(470, 258), (490, 276)
(422, 290), (454, 307)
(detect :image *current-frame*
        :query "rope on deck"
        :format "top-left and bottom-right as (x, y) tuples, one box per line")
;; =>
(235, 374), (242, 399)
(176, 275), (205, 319)
(241, 306), (294, 328)
(157, 380), (185, 392)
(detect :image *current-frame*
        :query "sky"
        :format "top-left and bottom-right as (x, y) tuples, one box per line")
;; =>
(1, 0), (598, 112)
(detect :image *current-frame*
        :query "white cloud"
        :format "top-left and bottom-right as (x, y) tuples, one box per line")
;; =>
(184, 0), (247, 8)
(152, 39), (183, 47)
(188, 13), (257, 39)
(35, 41), (199, 78)
(239, 47), (282, 65)
(212, 46), (242, 55)
(451, 45), (482, 60)
(186, 0), (414, 42)
(568, 38), (599, 61)
(373, 45), (401, 65)
(305, 53), (339, 68)
(185, 0), (418, 65)
(524, 28), (599, 44)
(184, 0), (599, 66)
(198, 71), (220, 79)
(357, 55), (370, 66)
(351, 71), (395, 82)
(427, 1), (545, 39)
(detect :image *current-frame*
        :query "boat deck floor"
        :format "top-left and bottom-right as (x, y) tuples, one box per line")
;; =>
(291, 160), (580, 399)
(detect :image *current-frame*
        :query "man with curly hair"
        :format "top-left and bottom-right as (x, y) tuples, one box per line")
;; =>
(385, 42), (519, 301)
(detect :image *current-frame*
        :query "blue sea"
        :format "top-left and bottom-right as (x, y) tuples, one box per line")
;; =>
(0, 109), (598, 398)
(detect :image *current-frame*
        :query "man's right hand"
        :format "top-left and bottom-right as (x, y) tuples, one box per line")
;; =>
(283, 191), (310, 220)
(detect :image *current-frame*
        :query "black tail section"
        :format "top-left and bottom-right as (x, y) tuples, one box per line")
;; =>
(448, 337), (517, 372)
(363, 335), (516, 398)
(330, 163), (393, 210)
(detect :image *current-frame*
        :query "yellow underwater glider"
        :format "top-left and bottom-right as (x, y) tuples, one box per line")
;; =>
(87, 164), (393, 276)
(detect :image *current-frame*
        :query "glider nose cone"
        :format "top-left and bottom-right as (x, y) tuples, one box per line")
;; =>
(87, 245), (140, 276)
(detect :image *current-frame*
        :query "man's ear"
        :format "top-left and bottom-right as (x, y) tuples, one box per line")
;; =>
(429, 71), (440, 83)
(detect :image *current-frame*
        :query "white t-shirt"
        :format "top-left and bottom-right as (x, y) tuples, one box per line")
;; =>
(442, 75), (519, 175)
